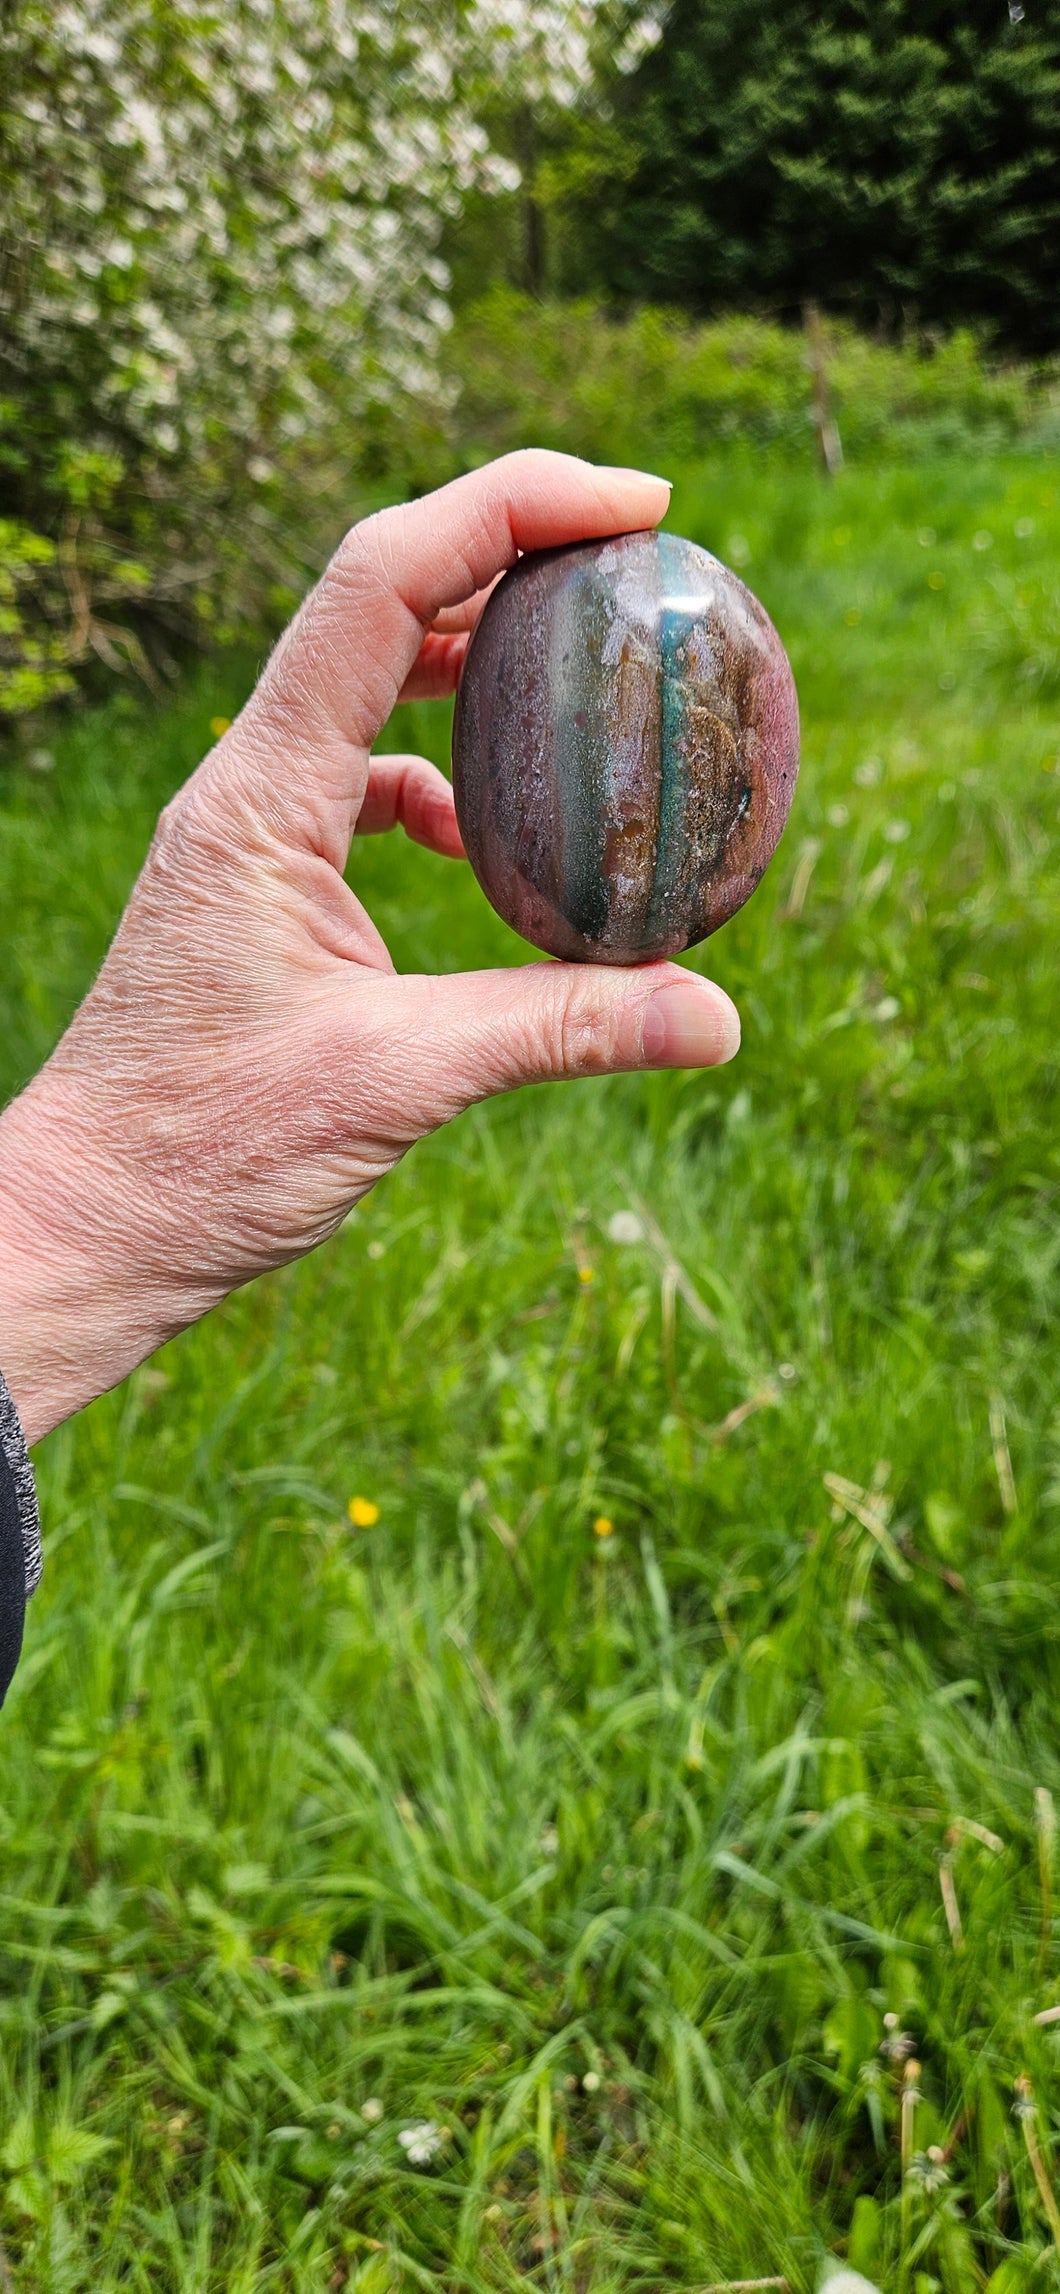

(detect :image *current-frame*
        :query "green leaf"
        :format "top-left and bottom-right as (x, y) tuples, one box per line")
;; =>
(44, 2124), (114, 2185)
(1, 2109), (37, 2173)
(847, 2197), (883, 2275)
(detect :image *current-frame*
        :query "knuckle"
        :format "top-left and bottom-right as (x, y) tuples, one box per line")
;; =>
(139, 775), (241, 904)
(555, 985), (616, 1077)
(502, 446), (556, 484)
(336, 507), (406, 599)
(339, 508), (387, 577)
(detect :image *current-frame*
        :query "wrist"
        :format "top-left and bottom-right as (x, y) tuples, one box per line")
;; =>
(0, 1074), (189, 1444)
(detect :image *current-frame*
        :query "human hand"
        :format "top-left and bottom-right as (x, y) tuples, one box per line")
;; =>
(0, 451), (740, 1444)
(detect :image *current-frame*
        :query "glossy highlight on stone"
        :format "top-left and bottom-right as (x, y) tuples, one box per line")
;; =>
(452, 528), (799, 964)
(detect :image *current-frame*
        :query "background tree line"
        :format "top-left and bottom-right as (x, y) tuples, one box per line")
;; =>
(506, 0), (1060, 352)
(2, 0), (1059, 725)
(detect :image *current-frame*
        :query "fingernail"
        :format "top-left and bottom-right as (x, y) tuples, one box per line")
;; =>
(641, 980), (741, 1068)
(603, 466), (672, 490)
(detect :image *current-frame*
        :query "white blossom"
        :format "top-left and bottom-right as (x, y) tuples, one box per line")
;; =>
(1, 0), (629, 475)
(397, 2119), (447, 2166)
(0, 0), (665, 711)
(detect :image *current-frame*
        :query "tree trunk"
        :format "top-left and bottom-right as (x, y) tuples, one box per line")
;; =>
(515, 105), (546, 297)
(803, 299), (844, 477)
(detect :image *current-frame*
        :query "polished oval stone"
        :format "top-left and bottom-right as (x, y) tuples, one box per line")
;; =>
(452, 528), (799, 964)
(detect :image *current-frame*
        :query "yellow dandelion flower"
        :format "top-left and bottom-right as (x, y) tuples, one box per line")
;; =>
(209, 715), (232, 738)
(593, 1516), (614, 1539)
(348, 1495), (380, 1528)
(578, 1265), (594, 1285)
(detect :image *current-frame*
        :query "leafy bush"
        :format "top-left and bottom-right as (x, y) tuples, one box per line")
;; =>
(0, 0), (617, 720)
(444, 291), (1060, 475)
(0, 522), (75, 720)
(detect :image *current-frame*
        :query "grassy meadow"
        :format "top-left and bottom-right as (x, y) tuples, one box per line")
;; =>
(2, 437), (1060, 2290)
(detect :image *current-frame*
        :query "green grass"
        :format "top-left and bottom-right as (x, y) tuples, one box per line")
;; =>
(2, 445), (1060, 2291)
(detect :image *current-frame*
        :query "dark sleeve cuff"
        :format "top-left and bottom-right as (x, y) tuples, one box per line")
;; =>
(0, 1369), (41, 1707)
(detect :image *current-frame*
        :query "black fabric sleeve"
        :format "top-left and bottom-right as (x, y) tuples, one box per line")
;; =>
(0, 1368), (40, 1708)
(0, 1438), (26, 1706)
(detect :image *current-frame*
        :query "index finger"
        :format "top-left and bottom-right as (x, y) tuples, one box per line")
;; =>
(238, 452), (671, 861)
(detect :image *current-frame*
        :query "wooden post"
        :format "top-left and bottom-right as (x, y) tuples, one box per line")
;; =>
(803, 299), (844, 477)
(516, 106), (546, 297)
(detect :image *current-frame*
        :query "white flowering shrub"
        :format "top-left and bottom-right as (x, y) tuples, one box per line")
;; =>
(0, 0), (637, 717)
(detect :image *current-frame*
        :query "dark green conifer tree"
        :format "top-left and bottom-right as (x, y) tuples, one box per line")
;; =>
(561, 0), (1060, 351)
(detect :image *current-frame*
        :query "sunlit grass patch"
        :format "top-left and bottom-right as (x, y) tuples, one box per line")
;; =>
(1, 444), (1059, 2288)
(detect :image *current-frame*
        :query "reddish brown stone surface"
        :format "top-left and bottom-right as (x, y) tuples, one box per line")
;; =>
(453, 529), (800, 964)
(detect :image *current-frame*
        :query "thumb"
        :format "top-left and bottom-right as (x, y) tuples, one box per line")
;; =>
(366, 961), (741, 1134)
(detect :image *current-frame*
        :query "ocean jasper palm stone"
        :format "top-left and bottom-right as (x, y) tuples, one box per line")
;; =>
(452, 529), (799, 963)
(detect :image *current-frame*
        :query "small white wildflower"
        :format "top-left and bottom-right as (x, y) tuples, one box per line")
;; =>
(884, 819), (911, 843)
(398, 2120), (445, 2166)
(581, 2070), (601, 2093)
(972, 530), (993, 552)
(539, 1823), (559, 1858)
(827, 803), (849, 828)
(854, 757), (883, 788)
(361, 2097), (384, 2124)
(607, 1211), (644, 1245)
